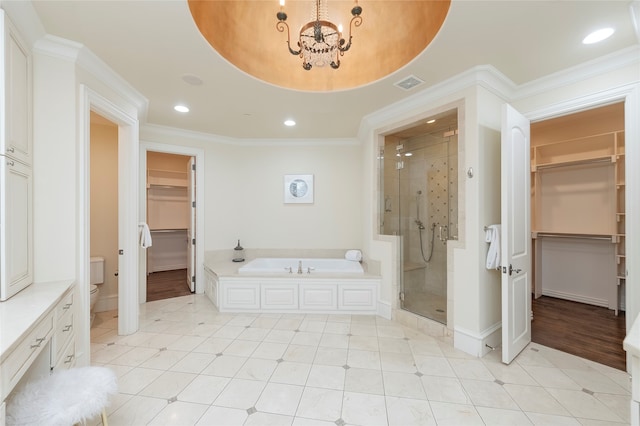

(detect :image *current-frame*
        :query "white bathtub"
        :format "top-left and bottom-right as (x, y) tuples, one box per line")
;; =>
(238, 258), (364, 274)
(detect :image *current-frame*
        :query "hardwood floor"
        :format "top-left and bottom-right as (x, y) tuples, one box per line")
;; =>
(532, 295), (626, 371)
(146, 269), (192, 302)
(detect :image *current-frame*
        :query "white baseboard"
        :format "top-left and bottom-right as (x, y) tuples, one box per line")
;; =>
(542, 289), (608, 308)
(95, 294), (118, 312)
(149, 263), (187, 273)
(377, 300), (392, 320)
(454, 321), (502, 358)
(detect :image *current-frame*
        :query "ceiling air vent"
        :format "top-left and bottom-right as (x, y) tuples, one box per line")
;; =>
(394, 75), (424, 91)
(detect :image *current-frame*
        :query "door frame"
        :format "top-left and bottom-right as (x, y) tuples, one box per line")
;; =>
(523, 83), (640, 354)
(139, 142), (205, 302)
(78, 85), (140, 366)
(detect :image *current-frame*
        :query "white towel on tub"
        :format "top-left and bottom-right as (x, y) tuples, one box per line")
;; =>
(485, 224), (501, 270)
(345, 249), (362, 262)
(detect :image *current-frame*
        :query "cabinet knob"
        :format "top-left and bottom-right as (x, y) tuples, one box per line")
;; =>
(7, 160), (14, 166)
(7, 147), (14, 153)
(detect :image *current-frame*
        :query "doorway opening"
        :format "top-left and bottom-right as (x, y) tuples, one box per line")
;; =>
(89, 112), (119, 327)
(530, 102), (626, 370)
(145, 151), (196, 302)
(380, 108), (459, 324)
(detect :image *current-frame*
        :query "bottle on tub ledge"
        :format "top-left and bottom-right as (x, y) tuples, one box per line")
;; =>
(233, 240), (245, 262)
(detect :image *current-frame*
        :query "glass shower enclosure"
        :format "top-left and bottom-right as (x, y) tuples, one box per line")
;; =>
(380, 109), (458, 324)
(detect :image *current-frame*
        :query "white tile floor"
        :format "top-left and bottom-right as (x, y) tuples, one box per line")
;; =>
(90, 295), (631, 426)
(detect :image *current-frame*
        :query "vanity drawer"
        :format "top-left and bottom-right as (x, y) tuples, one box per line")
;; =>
(52, 309), (74, 363)
(0, 311), (54, 399)
(54, 338), (75, 371)
(56, 291), (74, 319)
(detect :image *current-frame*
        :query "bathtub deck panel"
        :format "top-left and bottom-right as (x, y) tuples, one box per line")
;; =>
(261, 284), (299, 310)
(205, 258), (381, 315)
(299, 284), (338, 310)
(338, 283), (378, 311)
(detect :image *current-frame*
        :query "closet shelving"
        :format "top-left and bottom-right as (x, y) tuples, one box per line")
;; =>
(614, 132), (626, 304)
(146, 168), (189, 231)
(531, 129), (625, 314)
(146, 168), (189, 273)
(147, 169), (188, 189)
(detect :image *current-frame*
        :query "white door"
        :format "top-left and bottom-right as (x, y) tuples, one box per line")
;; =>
(501, 104), (532, 364)
(186, 157), (196, 292)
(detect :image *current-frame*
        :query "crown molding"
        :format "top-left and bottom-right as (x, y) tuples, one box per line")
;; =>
(33, 34), (81, 62)
(76, 45), (148, 119)
(141, 122), (359, 147)
(33, 34), (148, 121)
(358, 65), (517, 140)
(514, 45), (640, 101)
(141, 123), (236, 146)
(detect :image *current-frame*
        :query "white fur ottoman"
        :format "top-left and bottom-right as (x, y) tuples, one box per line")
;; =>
(6, 366), (117, 426)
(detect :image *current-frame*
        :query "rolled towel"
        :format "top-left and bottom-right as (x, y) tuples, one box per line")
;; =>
(345, 249), (362, 262)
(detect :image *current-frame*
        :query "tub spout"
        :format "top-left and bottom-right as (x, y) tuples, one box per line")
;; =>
(297, 260), (303, 274)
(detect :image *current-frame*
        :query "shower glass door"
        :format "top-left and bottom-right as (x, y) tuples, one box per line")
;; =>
(381, 109), (458, 324)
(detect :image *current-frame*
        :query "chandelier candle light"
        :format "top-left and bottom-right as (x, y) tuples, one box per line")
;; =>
(276, 0), (363, 70)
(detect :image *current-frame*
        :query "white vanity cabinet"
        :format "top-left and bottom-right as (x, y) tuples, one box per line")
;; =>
(51, 290), (76, 370)
(0, 10), (33, 301)
(0, 158), (32, 301)
(0, 281), (75, 409)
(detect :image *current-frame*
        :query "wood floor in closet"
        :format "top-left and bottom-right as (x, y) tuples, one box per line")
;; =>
(146, 269), (192, 302)
(532, 295), (626, 371)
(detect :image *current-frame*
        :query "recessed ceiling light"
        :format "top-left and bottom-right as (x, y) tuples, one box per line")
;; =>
(174, 105), (189, 113)
(426, 119), (436, 124)
(582, 28), (614, 44)
(284, 119), (296, 127)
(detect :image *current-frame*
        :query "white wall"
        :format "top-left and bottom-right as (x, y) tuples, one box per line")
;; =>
(30, 35), (145, 364)
(32, 52), (77, 281)
(140, 128), (364, 252)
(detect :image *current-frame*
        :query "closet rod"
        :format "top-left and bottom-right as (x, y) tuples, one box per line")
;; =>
(150, 228), (188, 233)
(534, 156), (612, 171)
(535, 232), (613, 241)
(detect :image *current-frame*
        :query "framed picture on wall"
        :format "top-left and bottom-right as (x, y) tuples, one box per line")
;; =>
(284, 174), (314, 204)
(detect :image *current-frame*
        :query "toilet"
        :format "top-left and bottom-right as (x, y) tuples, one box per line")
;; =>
(90, 256), (105, 325)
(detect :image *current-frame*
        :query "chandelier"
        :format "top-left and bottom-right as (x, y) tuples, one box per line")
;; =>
(276, 0), (363, 70)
